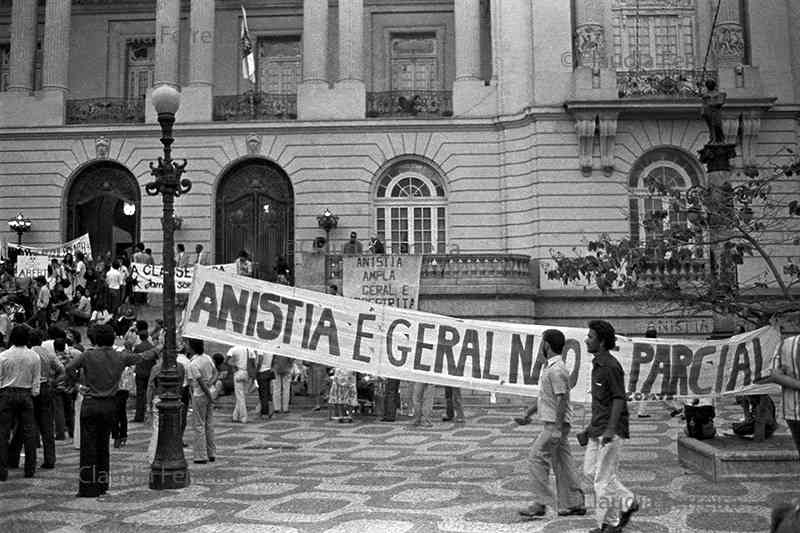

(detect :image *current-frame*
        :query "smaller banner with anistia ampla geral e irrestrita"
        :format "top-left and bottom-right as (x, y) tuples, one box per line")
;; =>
(130, 262), (237, 293)
(342, 255), (422, 310)
(181, 266), (782, 401)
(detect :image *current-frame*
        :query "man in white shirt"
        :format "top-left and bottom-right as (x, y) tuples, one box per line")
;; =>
(74, 252), (87, 292)
(176, 345), (192, 443)
(105, 261), (125, 314)
(0, 325), (41, 480)
(186, 338), (217, 464)
(227, 345), (254, 423)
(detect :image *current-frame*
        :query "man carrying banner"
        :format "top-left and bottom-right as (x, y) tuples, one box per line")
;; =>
(519, 329), (585, 519)
(582, 320), (638, 533)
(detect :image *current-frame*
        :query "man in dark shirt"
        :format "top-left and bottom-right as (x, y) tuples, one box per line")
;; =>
(132, 321), (154, 422)
(65, 324), (155, 497)
(581, 320), (638, 533)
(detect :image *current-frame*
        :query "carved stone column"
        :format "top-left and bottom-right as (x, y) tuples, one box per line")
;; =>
(338, 0), (363, 84)
(453, 0), (488, 115)
(739, 113), (761, 177)
(155, 0), (181, 88)
(713, 0), (746, 67)
(598, 113), (618, 176)
(573, 0), (606, 68)
(182, 0), (214, 122)
(42, 0), (71, 93)
(496, 0), (533, 114)
(7, 0), (38, 93)
(302, 0), (328, 84)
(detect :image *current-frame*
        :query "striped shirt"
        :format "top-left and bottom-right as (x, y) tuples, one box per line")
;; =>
(772, 335), (800, 421)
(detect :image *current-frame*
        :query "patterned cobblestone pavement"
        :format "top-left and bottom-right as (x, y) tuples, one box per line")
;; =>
(1, 398), (797, 533)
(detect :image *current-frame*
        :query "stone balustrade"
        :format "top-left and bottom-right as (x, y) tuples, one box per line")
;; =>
(366, 90), (453, 118)
(616, 69), (717, 98)
(65, 98), (145, 124)
(213, 92), (297, 121)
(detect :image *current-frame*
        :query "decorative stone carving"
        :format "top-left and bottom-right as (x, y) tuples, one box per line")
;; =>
(713, 23), (745, 63)
(575, 115), (596, 176)
(95, 136), (110, 159)
(598, 114), (618, 176)
(246, 134), (262, 155)
(740, 113), (761, 177)
(574, 23), (606, 68)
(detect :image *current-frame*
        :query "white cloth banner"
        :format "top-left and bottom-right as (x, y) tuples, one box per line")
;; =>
(15, 255), (50, 279)
(342, 255), (422, 310)
(181, 267), (782, 401)
(8, 233), (92, 261)
(131, 262), (237, 293)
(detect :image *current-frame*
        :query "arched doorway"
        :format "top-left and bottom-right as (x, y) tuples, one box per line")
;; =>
(215, 159), (294, 281)
(66, 162), (140, 260)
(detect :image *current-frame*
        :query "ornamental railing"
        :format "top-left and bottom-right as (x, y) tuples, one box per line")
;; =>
(327, 253), (531, 282)
(366, 90), (453, 118)
(213, 92), (297, 121)
(616, 69), (717, 98)
(65, 98), (145, 124)
(637, 257), (708, 285)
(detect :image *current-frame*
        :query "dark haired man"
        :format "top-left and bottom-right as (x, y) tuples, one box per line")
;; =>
(519, 329), (585, 519)
(186, 338), (217, 464)
(65, 324), (155, 497)
(132, 320), (154, 423)
(582, 320), (638, 533)
(0, 325), (40, 481)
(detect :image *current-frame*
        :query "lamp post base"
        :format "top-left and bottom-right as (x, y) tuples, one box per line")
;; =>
(149, 391), (189, 490)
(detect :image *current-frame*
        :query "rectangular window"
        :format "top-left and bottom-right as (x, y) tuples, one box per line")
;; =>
(126, 39), (155, 99)
(381, 205), (445, 255)
(0, 44), (8, 92)
(613, 8), (696, 71)
(258, 36), (301, 94)
(390, 33), (440, 92)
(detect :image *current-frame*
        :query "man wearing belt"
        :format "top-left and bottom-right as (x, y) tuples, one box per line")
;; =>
(65, 324), (155, 497)
(22, 329), (63, 469)
(0, 325), (41, 481)
(519, 329), (585, 519)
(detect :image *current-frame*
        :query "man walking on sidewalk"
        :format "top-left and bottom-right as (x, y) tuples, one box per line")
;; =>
(519, 328), (585, 519)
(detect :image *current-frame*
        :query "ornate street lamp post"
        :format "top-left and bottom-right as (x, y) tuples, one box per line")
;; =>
(8, 212), (32, 246)
(317, 208), (339, 285)
(145, 85), (191, 490)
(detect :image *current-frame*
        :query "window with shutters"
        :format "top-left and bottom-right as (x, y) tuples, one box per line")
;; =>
(389, 33), (440, 92)
(375, 160), (447, 255)
(126, 38), (155, 100)
(612, 1), (697, 71)
(257, 36), (301, 94)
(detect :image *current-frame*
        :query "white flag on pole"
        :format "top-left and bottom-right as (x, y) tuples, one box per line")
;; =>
(241, 6), (256, 84)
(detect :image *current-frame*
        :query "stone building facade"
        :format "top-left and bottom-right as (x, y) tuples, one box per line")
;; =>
(1, 0), (798, 336)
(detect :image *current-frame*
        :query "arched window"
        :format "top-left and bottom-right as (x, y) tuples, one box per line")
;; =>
(628, 148), (702, 249)
(374, 160), (447, 254)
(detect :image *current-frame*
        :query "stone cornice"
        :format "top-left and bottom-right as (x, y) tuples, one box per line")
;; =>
(564, 97), (778, 119)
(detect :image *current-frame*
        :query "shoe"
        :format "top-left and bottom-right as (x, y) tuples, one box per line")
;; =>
(669, 409), (683, 418)
(558, 506), (587, 516)
(120, 439), (126, 447)
(419, 421), (433, 428)
(442, 416), (453, 422)
(514, 417), (530, 425)
(40, 463), (55, 469)
(0, 471), (7, 482)
(113, 438), (121, 449)
(619, 500), (640, 528)
(519, 504), (546, 518)
(637, 413), (651, 418)
(454, 418), (466, 424)
(380, 417), (395, 422)
(194, 460), (207, 464)
(312, 406), (322, 412)
(208, 457), (215, 463)
(183, 442), (189, 447)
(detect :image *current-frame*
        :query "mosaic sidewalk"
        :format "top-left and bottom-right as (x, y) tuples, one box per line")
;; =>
(0, 400), (797, 533)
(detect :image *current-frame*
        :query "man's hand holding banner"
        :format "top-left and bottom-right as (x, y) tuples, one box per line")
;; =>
(182, 266), (781, 402)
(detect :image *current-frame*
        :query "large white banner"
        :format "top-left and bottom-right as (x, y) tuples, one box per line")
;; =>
(15, 255), (50, 279)
(9, 233), (92, 261)
(182, 267), (782, 401)
(342, 255), (422, 310)
(130, 262), (237, 293)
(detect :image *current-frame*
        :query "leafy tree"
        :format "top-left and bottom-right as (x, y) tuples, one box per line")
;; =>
(547, 152), (800, 327)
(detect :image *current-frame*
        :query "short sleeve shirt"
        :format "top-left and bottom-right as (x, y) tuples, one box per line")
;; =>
(188, 353), (217, 397)
(537, 356), (573, 425)
(227, 346), (250, 372)
(587, 352), (630, 439)
(773, 335), (800, 421)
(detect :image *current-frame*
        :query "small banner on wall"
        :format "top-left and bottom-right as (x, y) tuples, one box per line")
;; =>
(8, 234), (92, 261)
(130, 262), (237, 294)
(342, 255), (422, 310)
(181, 266), (782, 401)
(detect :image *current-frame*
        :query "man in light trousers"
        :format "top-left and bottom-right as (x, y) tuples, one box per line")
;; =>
(581, 320), (638, 533)
(519, 329), (585, 519)
(227, 345), (252, 423)
(186, 338), (217, 464)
